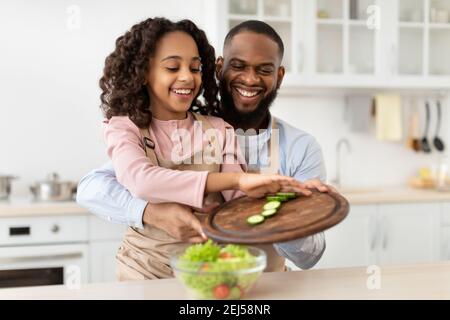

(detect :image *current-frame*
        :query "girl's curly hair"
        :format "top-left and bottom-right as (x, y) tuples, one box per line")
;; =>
(100, 17), (220, 128)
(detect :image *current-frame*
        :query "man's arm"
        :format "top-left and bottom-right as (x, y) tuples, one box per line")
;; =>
(76, 162), (210, 243)
(76, 162), (147, 228)
(274, 135), (328, 270)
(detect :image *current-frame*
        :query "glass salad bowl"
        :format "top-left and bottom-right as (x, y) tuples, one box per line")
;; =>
(170, 240), (266, 300)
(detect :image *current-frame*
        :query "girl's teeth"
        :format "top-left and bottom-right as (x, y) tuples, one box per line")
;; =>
(237, 88), (258, 97)
(173, 89), (192, 95)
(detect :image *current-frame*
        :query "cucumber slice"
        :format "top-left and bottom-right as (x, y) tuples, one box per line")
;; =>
(261, 209), (277, 218)
(263, 201), (281, 211)
(266, 196), (288, 202)
(247, 214), (265, 225)
(275, 192), (297, 199)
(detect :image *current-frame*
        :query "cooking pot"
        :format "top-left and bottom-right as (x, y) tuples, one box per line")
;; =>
(0, 175), (18, 200)
(30, 173), (77, 202)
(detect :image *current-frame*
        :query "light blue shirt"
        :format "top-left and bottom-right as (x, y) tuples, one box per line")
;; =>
(76, 115), (327, 269)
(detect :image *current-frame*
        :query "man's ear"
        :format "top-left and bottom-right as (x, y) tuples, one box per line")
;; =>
(276, 66), (285, 89)
(216, 56), (224, 79)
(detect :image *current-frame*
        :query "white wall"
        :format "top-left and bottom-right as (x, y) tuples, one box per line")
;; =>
(271, 94), (450, 187)
(1, 0), (449, 197)
(0, 0), (207, 196)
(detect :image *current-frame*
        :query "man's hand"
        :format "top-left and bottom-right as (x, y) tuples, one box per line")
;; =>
(302, 178), (335, 193)
(143, 202), (211, 243)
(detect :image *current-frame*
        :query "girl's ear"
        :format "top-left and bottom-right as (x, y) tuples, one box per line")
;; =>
(216, 57), (224, 79)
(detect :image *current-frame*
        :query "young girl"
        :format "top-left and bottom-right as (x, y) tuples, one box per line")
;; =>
(100, 17), (308, 280)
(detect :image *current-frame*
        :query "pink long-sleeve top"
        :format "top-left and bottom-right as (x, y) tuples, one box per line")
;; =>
(103, 112), (247, 209)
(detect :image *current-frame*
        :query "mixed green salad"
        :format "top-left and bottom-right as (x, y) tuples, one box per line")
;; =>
(174, 240), (264, 300)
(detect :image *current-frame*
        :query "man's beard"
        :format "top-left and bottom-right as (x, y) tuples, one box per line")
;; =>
(219, 81), (278, 129)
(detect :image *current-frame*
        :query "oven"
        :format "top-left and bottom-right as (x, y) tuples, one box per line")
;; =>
(0, 215), (89, 289)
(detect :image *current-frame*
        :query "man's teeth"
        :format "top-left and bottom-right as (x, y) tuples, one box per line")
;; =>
(236, 88), (259, 97)
(173, 89), (192, 95)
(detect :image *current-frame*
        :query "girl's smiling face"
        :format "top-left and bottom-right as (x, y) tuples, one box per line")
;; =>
(146, 31), (202, 120)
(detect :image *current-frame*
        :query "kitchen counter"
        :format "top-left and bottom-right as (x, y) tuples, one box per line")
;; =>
(0, 187), (449, 218)
(1, 261), (449, 299)
(0, 197), (89, 217)
(340, 186), (450, 205)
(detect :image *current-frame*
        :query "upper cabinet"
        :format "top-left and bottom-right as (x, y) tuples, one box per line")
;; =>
(216, 0), (450, 90)
(226, 0), (294, 73)
(314, 0), (377, 76)
(397, 0), (450, 77)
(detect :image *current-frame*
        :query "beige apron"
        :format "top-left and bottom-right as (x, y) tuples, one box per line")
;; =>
(116, 113), (284, 281)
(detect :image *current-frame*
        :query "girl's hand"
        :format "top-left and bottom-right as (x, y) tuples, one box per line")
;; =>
(237, 173), (312, 198)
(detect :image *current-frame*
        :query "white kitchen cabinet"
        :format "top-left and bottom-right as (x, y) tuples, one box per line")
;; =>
(89, 240), (122, 283)
(88, 216), (126, 283)
(88, 216), (127, 241)
(313, 205), (377, 269)
(377, 203), (440, 265)
(441, 202), (450, 260)
(313, 202), (440, 269)
(224, 0), (295, 73)
(216, 0), (450, 89)
(442, 227), (450, 260)
(0, 210), (128, 285)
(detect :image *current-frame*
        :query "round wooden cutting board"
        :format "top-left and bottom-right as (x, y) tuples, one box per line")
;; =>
(203, 190), (349, 244)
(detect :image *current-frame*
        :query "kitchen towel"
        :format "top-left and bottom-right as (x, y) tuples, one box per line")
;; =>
(344, 95), (373, 133)
(374, 94), (403, 141)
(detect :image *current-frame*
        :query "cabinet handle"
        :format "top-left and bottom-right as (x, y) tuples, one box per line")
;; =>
(370, 214), (377, 250)
(0, 252), (83, 263)
(298, 42), (305, 73)
(382, 215), (388, 250)
(444, 231), (449, 260)
(51, 224), (60, 234)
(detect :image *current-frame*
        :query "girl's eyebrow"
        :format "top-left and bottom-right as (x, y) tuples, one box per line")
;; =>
(161, 55), (201, 62)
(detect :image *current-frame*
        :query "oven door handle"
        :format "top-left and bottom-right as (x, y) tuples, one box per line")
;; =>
(0, 252), (83, 263)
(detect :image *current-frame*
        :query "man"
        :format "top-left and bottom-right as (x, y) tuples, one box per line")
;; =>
(77, 20), (328, 271)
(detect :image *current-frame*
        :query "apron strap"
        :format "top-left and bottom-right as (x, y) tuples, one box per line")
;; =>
(191, 112), (216, 135)
(191, 112), (222, 163)
(260, 116), (280, 175)
(139, 128), (159, 166)
(138, 112), (219, 167)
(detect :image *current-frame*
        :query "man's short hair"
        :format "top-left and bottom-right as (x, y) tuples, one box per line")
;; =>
(224, 20), (284, 59)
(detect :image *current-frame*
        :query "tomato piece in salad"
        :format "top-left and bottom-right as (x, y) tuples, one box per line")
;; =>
(199, 263), (209, 271)
(213, 284), (230, 299)
(218, 252), (234, 259)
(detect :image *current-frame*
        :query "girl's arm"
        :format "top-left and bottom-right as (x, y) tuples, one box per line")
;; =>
(104, 116), (209, 208)
(206, 172), (310, 199)
(104, 117), (310, 209)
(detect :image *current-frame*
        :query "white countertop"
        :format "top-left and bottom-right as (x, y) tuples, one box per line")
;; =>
(1, 261), (449, 299)
(0, 197), (89, 217)
(1, 187), (450, 218)
(340, 186), (450, 205)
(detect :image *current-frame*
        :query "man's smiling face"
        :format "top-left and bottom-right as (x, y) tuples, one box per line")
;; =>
(216, 31), (285, 118)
